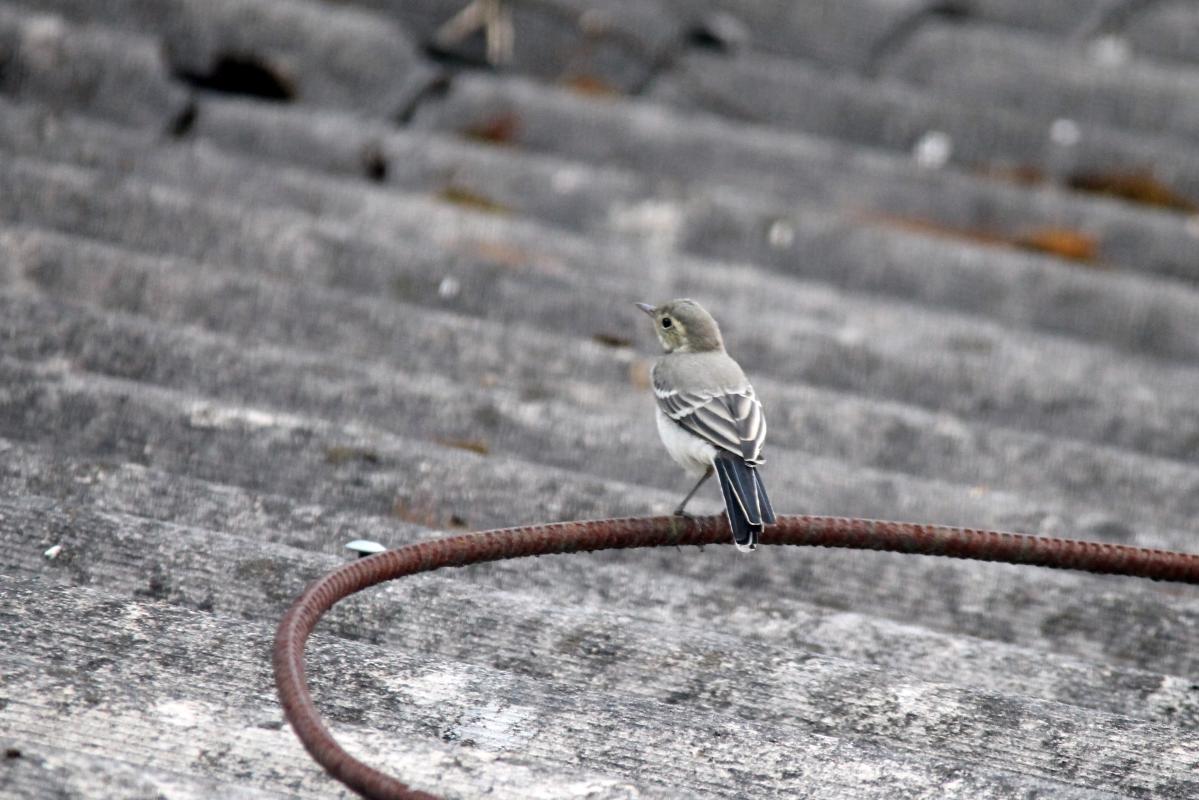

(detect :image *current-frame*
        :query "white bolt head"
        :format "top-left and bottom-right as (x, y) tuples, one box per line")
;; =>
(1049, 118), (1081, 147)
(345, 539), (387, 557)
(913, 131), (952, 169)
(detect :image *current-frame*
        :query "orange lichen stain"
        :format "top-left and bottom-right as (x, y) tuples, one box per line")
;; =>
(436, 185), (510, 214)
(462, 112), (520, 145)
(866, 213), (1099, 264)
(865, 213), (1007, 247)
(1015, 228), (1098, 263)
(562, 74), (621, 97)
(435, 437), (491, 456)
(1068, 171), (1198, 213)
(980, 164), (1197, 212)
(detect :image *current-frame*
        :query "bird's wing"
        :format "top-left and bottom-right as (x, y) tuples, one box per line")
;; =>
(654, 377), (766, 464)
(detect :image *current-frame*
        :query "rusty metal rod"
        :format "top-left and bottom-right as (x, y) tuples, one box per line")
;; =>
(274, 513), (1199, 800)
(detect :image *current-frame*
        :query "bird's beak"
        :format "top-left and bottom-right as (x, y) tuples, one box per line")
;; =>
(635, 302), (655, 316)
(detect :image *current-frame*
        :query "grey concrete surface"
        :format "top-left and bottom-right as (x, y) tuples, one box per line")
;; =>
(3, 0), (1199, 798)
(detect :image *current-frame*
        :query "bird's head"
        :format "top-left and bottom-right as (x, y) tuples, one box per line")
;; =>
(636, 299), (724, 354)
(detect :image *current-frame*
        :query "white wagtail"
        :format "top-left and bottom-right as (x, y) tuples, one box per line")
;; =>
(638, 299), (775, 551)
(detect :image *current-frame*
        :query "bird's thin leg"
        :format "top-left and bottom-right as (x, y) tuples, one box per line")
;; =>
(674, 466), (714, 516)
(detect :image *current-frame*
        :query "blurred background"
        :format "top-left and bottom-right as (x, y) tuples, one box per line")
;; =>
(3, 1), (1199, 798)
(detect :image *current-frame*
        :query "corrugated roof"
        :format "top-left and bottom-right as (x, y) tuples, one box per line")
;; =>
(3, 1), (1199, 798)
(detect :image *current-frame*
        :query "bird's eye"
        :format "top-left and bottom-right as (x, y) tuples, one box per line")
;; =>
(661, 318), (673, 329)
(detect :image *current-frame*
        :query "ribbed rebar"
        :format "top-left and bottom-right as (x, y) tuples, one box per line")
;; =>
(274, 513), (1199, 800)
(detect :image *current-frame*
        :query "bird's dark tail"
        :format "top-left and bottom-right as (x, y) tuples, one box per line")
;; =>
(713, 454), (774, 552)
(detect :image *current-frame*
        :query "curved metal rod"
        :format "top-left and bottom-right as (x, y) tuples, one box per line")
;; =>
(274, 513), (1199, 800)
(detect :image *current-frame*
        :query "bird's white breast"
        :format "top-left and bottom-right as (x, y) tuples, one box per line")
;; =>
(656, 406), (717, 477)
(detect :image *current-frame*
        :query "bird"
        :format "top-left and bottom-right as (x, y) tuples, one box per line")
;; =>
(637, 299), (775, 551)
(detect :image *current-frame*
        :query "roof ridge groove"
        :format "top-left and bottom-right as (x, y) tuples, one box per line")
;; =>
(7, 279), (1199, 547)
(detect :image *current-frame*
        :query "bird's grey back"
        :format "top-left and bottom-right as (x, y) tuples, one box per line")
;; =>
(653, 351), (750, 393)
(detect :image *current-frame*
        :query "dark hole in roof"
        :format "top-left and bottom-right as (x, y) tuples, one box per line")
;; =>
(422, 40), (493, 69)
(167, 101), (198, 138)
(395, 73), (453, 124)
(360, 145), (389, 183)
(685, 12), (749, 53)
(174, 54), (296, 102)
(686, 26), (732, 51)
